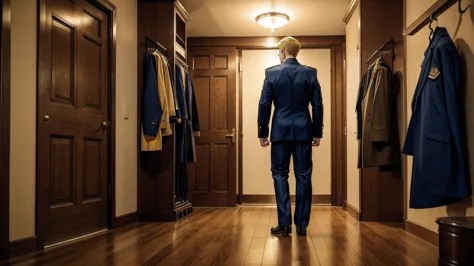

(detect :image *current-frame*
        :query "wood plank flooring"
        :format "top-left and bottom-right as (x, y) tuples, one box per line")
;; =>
(5, 206), (438, 266)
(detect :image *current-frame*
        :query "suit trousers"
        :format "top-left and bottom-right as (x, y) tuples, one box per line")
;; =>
(271, 141), (313, 227)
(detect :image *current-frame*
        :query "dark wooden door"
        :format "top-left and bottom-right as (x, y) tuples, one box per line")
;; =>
(188, 47), (237, 207)
(37, 0), (110, 246)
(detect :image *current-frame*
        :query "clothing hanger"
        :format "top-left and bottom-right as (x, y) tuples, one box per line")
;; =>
(459, 0), (469, 14)
(428, 15), (438, 41)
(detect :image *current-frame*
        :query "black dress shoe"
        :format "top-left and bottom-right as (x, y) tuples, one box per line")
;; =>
(296, 226), (307, 236)
(270, 225), (291, 236)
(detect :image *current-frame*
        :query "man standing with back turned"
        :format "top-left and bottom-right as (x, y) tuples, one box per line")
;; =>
(258, 37), (323, 236)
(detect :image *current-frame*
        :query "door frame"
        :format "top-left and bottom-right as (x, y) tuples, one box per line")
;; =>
(188, 36), (346, 206)
(0, 0), (11, 260)
(35, 0), (117, 250)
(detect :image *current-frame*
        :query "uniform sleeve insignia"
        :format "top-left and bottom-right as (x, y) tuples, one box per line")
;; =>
(428, 66), (440, 80)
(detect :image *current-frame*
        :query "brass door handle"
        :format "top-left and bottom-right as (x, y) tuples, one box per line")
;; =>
(102, 121), (110, 128)
(225, 128), (236, 143)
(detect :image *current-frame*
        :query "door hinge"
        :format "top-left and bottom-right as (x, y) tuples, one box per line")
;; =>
(239, 62), (243, 72)
(344, 126), (347, 136)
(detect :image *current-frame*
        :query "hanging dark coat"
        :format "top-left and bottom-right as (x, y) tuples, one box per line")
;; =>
(185, 72), (200, 163)
(166, 61), (179, 123)
(141, 54), (164, 151)
(403, 27), (471, 209)
(141, 54), (162, 137)
(175, 65), (188, 164)
(357, 58), (394, 168)
(356, 64), (374, 140)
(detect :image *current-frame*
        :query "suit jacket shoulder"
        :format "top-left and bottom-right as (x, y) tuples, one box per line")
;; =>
(302, 65), (317, 73)
(265, 64), (280, 73)
(264, 64), (281, 81)
(266, 64), (280, 71)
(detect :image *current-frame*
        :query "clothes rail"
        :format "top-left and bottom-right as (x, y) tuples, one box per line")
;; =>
(404, 0), (466, 36)
(145, 36), (168, 56)
(176, 57), (189, 70)
(366, 38), (394, 64)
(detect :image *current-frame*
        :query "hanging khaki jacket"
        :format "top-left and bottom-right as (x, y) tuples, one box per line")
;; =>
(153, 52), (172, 136)
(158, 54), (177, 123)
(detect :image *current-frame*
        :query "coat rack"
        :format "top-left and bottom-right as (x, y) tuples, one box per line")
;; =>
(145, 36), (167, 56)
(176, 57), (189, 71)
(138, 3), (193, 220)
(404, 0), (467, 36)
(366, 38), (395, 63)
(365, 38), (395, 72)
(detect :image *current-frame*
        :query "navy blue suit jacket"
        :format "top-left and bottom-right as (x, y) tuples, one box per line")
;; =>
(403, 27), (471, 208)
(142, 54), (162, 137)
(257, 58), (323, 142)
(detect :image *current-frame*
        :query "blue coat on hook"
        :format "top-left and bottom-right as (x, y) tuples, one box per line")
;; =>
(403, 27), (471, 209)
(142, 54), (162, 137)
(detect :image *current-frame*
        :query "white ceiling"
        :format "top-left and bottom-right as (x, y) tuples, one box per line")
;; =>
(180, 0), (351, 37)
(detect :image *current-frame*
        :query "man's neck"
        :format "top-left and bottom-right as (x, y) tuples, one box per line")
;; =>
(283, 56), (296, 63)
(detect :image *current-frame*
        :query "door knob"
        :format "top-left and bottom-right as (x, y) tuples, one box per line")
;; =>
(102, 121), (109, 127)
(225, 128), (236, 144)
(44, 115), (50, 121)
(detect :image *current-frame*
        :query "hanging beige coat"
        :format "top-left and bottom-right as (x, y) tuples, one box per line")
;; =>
(153, 52), (173, 136)
(158, 53), (177, 125)
(358, 58), (394, 167)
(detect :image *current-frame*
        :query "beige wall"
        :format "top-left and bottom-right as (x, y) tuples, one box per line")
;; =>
(9, 0), (138, 241)
(405, 0), (474, 231)
(241, 49), (332, 196)
(113, 0), (138, 218)
(345, 5), (361, 210)
(10, 0), (37, 241)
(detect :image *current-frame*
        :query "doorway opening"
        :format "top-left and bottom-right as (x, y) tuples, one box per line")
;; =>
(187, 37), (346, 207)
(240, 48), (334, 205)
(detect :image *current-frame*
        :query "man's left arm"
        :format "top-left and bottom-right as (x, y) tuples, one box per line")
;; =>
(257, 70), (273, 144)
(311, 69), (323, 146)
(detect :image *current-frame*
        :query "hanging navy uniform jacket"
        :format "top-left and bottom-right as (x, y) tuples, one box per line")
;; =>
(403, 27), (471, 209)
(141, 54), (162, 137)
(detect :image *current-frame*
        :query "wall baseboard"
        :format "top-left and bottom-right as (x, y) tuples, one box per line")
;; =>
(5, 212), (137, 260)
(241, 195), (331, 205)
(404, 220), (439, 247)
(114, 212), (137, 229)
(9, 236), (37, 258)
(344, 201), (361, 221)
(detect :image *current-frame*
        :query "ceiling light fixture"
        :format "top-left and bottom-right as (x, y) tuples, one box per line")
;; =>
(255, 12), (290, 32)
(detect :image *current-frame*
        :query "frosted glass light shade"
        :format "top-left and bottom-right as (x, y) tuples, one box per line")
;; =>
(256, 12), (290, 29)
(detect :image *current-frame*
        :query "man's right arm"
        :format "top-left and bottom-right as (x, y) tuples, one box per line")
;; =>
(257, 70), (273, 139)
(311, 69), (323, 139)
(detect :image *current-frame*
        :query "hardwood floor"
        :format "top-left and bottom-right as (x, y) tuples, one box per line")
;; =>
(5, 206), (438, 266)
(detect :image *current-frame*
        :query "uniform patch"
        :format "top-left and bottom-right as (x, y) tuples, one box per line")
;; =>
(428, 66), (440, 80)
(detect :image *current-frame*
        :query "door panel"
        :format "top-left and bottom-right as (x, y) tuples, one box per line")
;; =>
(37, 0), (109, 246)
(188, 47), (237, 207)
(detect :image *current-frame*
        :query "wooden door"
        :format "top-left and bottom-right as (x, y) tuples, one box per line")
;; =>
(37, 0), (110, 246)
(188, 47), (237, 207)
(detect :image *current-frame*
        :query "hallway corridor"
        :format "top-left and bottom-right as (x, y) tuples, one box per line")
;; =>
(7, 206), (437, 266)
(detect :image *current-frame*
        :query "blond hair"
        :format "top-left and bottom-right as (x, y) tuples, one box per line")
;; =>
(277, 37), (301, 57)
